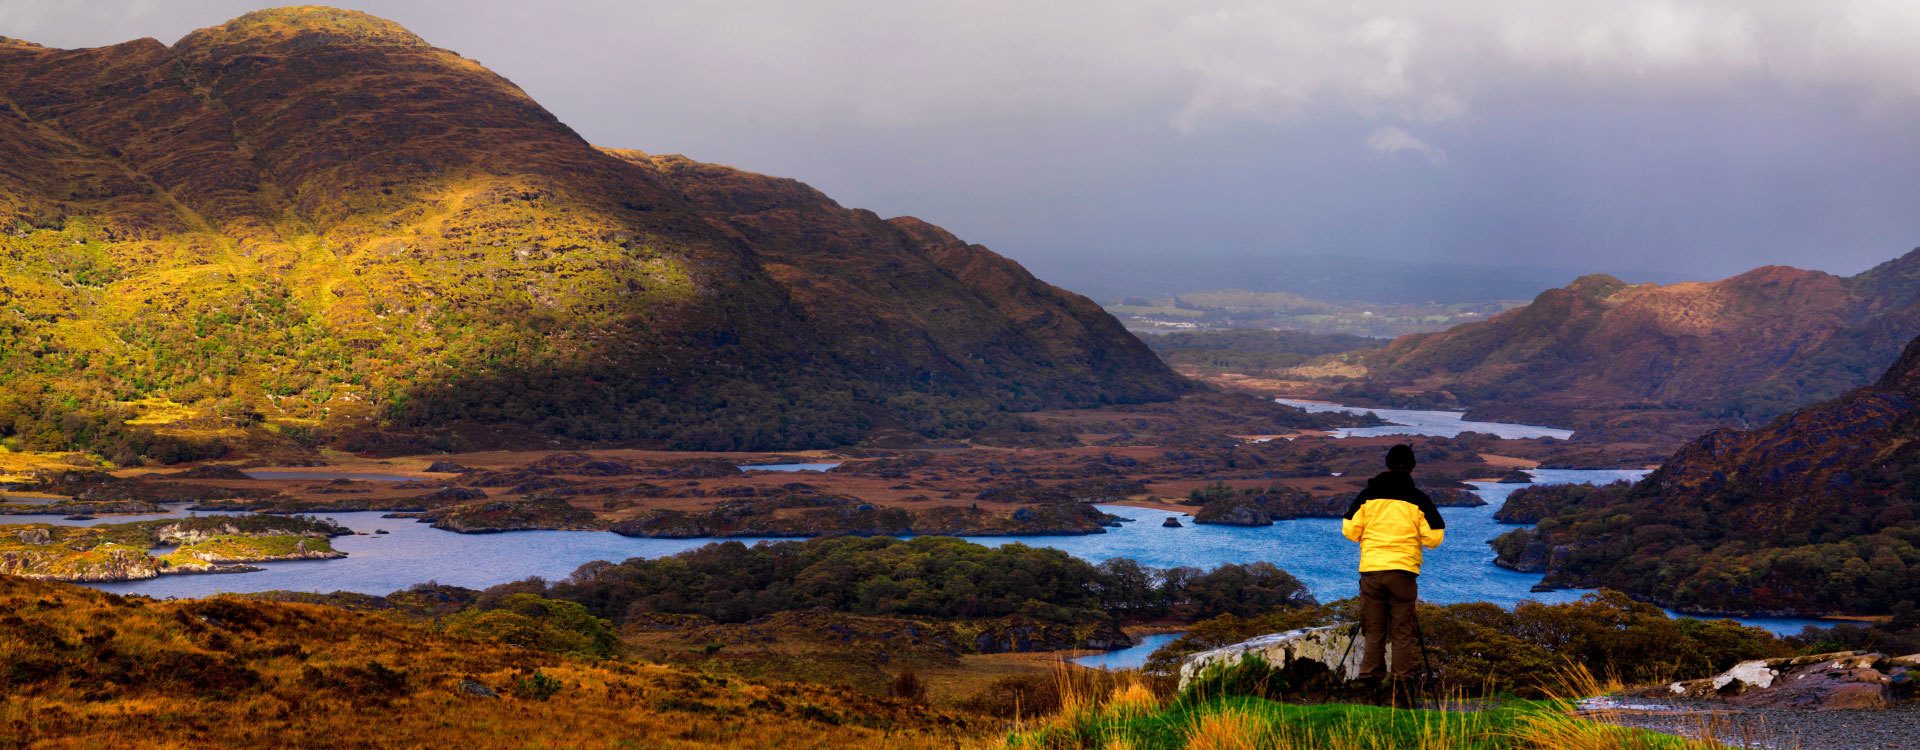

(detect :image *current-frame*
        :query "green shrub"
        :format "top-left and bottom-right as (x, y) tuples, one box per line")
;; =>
(510, 669), (562, 701)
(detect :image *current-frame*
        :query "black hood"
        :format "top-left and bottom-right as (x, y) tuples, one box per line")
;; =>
(1342, 470), (1446, 529)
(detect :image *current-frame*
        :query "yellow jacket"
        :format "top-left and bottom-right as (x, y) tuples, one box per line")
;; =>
(1341, 471), (1446, 574)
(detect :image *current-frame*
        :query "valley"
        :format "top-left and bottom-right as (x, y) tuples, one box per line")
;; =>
(3, 6), (1919, 749)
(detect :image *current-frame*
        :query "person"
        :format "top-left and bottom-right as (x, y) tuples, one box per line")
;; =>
(1340, 443), (1445, 700)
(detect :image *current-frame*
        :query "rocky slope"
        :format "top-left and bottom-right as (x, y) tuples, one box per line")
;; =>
(0, 6), (1184, 461)
(1344, 253), (1920, 427)
(1493, 336), (1920, 616)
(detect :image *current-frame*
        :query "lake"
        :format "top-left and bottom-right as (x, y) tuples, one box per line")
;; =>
(738, 463), (842, 472)
(1072, 632), (1182, 669)
(1277, 399), (1575, 440)
(0, 404), (1827, 637)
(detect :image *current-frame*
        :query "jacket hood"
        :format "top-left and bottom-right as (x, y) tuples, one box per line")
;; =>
(1347, 470), (1445, 530)
(1365, 470), (1420, 494)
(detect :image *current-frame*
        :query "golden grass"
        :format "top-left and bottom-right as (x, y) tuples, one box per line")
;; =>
(0, 576), (984, 749)
(998, 660), (1789, 750)
(1106, 679), (1161, 719)
(0, 446), (100, 480)
(1183, 706), (1273, 750)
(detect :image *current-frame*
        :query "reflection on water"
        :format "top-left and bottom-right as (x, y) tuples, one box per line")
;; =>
(1277, 399), (1575, 440)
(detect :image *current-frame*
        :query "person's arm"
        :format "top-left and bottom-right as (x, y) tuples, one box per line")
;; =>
(1341, 490), (1370, 542)
(1414, 489), (1445, 548)
(1417, 512), (1445, 548)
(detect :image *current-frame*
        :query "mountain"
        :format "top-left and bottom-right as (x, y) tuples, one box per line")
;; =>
(1493, 335), (1920, 616)
(1350, 252), (1920, 425)
(0, 7), (1184, 459)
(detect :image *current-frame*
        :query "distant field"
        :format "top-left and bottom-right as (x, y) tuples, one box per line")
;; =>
(1143, 329), (1382, 374)
(1106, 290), (1520, 338)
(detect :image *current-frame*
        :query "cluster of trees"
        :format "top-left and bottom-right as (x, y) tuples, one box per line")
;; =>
(1497, 478), (1920, 615)
(443, 593), (618, 660)
(0, 391), (227, 465)
(1790, 605), (1920, 657)
(512, 536), (1317, 627)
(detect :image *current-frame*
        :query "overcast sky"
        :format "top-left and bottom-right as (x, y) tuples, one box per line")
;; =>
(7, 1), (1920, 283)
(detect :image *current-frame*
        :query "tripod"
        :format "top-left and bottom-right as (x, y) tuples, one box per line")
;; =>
(1327, 611), (1436, 706)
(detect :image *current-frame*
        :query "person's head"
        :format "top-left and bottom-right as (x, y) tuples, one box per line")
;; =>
(1385, 444), (1416, 472)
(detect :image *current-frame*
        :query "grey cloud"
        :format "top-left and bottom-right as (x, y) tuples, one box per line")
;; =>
(6, 1), (1920, 285)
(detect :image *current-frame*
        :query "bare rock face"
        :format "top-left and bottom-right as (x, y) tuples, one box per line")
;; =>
(1659, 651), (1915, 710)
(1178, 624), (1383, 692)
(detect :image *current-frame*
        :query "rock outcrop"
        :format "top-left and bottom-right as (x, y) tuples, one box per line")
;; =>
(1655, 651), (1917, 710)
(1178, 624), (1378, 691)
(0, 542), (160, 581)
(0, 515), (348, 581)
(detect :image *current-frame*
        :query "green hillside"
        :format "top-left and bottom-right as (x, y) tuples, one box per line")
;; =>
(0, 7), (1185, 462)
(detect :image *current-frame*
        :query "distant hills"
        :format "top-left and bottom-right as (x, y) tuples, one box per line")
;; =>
(1347, 251), (1920, 425)
(1495, 333), (1920, 617)
(1027, 252), (1695, 306)
(0, 7), (1184, 459)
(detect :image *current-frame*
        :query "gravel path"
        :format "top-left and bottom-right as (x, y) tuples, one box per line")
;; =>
(1584, 698), (1919, 749)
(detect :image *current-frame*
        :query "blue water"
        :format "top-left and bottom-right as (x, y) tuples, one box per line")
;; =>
(0, 403), (1828, 636)
(1277, 399), (1575, 440)
(66, 513), (787, 598)
(1073, 632), (1182, 670)
(2, 467), (1821, 635)
(737, 463), (842, 472)
(968, 470), (1648, 612)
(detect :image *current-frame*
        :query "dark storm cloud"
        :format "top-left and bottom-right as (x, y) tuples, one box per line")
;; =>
(6, 1), (1920, 283)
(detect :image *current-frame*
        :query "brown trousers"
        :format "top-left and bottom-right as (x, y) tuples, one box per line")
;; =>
(1358, 570), (1419, 679)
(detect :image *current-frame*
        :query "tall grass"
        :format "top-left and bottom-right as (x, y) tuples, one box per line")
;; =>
(1000, 659), (1788, 750)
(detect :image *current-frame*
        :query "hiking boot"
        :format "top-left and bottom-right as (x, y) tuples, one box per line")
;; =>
(1350, 675), (1385, 705)
(1385, 677), (1420, 707)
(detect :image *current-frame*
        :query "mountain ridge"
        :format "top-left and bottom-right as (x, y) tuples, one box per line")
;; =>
(0, 7), (1186, 459)
(1344, 250), (1920, 425)
(1493, 334), (1920, 615)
